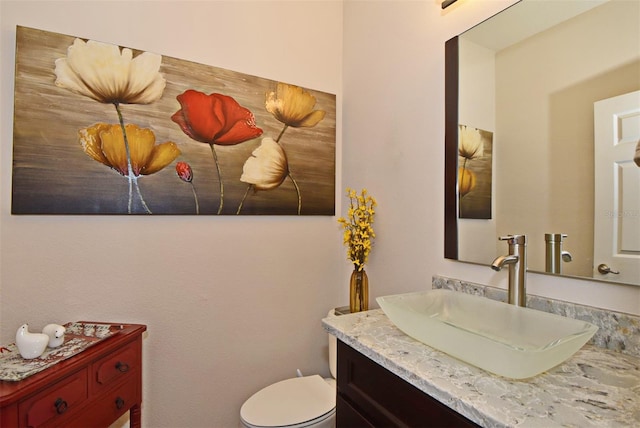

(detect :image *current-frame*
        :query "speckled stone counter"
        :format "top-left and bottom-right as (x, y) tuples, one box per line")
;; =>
(323, 302), (640, 427)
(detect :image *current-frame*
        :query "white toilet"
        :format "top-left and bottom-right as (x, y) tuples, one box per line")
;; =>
(240, 310), (338, 428)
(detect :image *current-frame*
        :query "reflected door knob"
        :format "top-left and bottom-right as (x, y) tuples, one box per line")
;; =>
(597, 264), (620, 275)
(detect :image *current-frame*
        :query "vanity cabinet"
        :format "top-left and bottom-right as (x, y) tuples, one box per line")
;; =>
(337, 340), (479, 427)
(0, 322), (146, 428)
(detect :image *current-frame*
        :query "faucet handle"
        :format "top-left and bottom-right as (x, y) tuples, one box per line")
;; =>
(498, 235), (527, 244)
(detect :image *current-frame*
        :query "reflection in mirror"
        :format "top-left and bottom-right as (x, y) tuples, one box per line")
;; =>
(445, 0), (640, 286)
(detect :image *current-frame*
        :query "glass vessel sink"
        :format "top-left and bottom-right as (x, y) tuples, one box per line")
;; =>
(376, 289), (598, 379)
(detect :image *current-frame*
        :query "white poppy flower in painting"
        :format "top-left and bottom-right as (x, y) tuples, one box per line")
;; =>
(54, 38), (165, 105)
(458, 125), (484, 160)
(240, 138), (289, 191)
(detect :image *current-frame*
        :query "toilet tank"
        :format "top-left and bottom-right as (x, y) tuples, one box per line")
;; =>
(327, 309), (338, 379)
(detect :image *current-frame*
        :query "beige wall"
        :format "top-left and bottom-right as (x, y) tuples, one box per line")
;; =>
(1, 1), (639, 427)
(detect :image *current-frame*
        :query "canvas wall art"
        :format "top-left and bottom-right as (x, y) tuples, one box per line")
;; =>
(458, 124), (492, 219)
(11, 26), (336, 215)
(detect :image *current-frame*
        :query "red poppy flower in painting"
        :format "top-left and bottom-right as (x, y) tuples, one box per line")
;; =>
(171, 89), (263, 146)
(175, 161), (193, 183)
(171, 89), (263, 214)
(175, 161), (200, 214)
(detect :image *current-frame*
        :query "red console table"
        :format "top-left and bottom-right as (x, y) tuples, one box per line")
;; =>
(0, 322), (146, 428)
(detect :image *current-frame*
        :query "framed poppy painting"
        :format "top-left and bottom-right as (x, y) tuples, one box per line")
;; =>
(11, 26), (336, 215)
(458, 124), (492, 219)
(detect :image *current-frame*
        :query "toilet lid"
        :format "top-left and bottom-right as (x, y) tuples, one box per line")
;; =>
(240, 375), (335, 427)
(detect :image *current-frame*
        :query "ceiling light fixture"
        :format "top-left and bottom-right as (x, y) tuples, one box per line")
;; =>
(442, 0), (459, 9)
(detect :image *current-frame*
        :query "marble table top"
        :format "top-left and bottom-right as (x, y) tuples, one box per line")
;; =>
(323, 309), (640, 428)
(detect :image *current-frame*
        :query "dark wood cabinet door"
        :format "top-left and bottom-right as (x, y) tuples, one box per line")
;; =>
(337, 340), (479, 428)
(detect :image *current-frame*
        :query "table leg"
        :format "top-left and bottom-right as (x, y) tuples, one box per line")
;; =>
(130, 403), (142, 428)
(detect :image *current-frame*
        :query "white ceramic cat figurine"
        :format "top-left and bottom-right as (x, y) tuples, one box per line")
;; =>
(15, 324), (49, 359)
(42, 324), (66, 348)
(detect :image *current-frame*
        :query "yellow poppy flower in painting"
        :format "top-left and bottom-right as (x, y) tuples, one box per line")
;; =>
(265, 83), (326, 128)
(458, 166), (477, 197)
(54, 38), (165, 105)
(79, 123), (180, 177)
(458, 125), (484, 160)
(240, 138), (289, 190)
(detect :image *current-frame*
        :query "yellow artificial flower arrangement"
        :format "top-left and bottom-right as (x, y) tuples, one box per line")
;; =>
(338, 188), (377, 271)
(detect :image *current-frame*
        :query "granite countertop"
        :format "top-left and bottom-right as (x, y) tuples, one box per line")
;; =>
(322, 308), (640, 428)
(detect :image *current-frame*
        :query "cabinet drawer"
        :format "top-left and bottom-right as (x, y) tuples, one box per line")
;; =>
(19, 369), (88, 428)
(68, 378), (139, 427)
(93, 340), (139, 391)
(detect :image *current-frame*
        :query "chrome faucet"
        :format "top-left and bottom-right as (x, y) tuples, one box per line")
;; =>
(491, 235), (527, 307)
(545, 233), (572, 274)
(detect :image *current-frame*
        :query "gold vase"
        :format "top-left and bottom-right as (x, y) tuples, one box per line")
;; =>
(349, 268), (369, 313)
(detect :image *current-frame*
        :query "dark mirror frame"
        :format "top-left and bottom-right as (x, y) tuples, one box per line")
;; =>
(444, 36), (459, 260)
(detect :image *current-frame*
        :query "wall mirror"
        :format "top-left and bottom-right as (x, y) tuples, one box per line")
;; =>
(445, 0), (640, 286)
